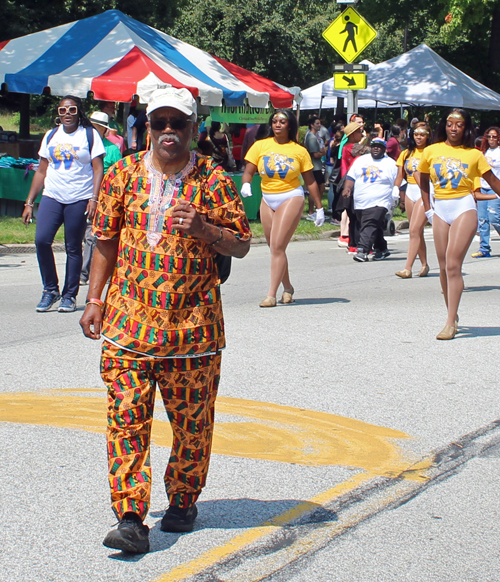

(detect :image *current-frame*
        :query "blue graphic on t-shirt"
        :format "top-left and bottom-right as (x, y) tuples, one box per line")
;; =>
(404, 158), (419, 178)
(361, 165), (382, 183)
(49, 144), (80, 170)
(263, 153), (296, 179)
(433, 157), (469, 189)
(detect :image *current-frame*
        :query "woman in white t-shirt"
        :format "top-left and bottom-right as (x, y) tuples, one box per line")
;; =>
(22, 95), (105, 313)
(470, 127), (500, 258)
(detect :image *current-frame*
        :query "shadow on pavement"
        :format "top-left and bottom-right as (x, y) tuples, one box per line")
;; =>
(151, 497), (337, 529)
(292, 297), (350, 305)
(464, 285), (500, 293)
(457, 326), (500, 338)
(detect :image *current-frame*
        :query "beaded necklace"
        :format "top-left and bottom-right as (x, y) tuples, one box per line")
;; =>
(145, 150), (196, 250)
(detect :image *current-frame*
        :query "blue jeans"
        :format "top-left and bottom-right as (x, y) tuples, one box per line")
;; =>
(477, 189), (500, 253)
(35, 196), (88, 299)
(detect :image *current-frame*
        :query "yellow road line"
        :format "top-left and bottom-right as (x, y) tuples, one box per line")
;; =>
(153, 472), (372, 582)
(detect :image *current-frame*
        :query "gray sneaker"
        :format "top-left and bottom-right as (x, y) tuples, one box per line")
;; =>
(36, 291), (61, 312)
(58, 297), (76, 313)
(373, 249), (391, 261)
(353, 251), (368, 262)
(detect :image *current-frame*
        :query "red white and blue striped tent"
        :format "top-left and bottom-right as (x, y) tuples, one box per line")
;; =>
(0, 9), (299, 108)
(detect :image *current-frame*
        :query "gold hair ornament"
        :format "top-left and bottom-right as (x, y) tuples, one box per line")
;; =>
(447, 112), (464, 121)
(272, 112), (288, 121)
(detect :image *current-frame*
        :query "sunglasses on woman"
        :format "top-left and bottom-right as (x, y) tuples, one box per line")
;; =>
(486, 134), (499, 139)
(58, 106), (78, 116)
(149, 118), (192, 131)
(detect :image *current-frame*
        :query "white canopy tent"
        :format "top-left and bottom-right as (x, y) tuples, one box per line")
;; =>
(299, 77), (396, 111)
(300, 44), (500, 111)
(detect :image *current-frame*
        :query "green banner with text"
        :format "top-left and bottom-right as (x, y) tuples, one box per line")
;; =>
(210, 105), (272, 124)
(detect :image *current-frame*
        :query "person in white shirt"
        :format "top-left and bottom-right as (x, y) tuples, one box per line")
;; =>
(471, 126), (500, 258)
(343, 138), (398, 262)
(22, 95), (105, 313)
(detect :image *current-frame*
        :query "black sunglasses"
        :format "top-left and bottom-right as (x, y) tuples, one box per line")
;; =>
(149, 118), (192, 131)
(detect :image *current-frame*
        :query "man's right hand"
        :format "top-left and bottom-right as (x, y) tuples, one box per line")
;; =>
(79, 305), (103, 340)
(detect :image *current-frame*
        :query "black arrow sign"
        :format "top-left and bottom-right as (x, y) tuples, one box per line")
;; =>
(342, 75), (356, 87)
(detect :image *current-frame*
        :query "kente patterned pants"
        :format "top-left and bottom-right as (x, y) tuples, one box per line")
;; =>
(101, 341), (221, 520)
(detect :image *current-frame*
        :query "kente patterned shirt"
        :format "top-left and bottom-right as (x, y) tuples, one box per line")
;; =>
(93, 151), (252, 358)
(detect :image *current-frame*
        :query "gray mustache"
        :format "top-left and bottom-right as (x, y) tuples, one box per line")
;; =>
(158, 133), (181, 145)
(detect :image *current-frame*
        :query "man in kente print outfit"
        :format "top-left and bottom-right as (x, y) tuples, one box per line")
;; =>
(80, 87), (251, 554)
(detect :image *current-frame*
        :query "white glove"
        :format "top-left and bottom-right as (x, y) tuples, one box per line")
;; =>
(314, 207), (325, 227)
(425, 209), (434, 224)
(391, 186), (400, 208)
(241, 183), (252, 198)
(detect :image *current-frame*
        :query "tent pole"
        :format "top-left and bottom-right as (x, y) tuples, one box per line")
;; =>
(319, 95), (324, 119)
(295, 102), (301, 142)
(374, 101), (378, 123)
(19, 93), (30, 140)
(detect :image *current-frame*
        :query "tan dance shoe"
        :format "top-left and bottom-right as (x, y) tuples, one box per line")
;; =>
(436, 325), (456, 340)
(395, 269), (412, 279)
(259, 296), (277, 308)
(279, 287), (294, 304)
(418, 265), (430, 277)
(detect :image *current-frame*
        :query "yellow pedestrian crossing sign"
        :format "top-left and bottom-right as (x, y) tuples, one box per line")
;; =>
(323, 7), (377, 63)
(334, 72), (367, 90)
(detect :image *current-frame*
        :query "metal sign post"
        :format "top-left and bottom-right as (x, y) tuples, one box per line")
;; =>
(322, 8), (377, 116)
(347, 90), (358, 121)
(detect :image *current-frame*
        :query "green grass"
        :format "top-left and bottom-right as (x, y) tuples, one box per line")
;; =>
(0, 216), (65, 244)
(249, 216), (337, 240)
(0, 109), (53, 136)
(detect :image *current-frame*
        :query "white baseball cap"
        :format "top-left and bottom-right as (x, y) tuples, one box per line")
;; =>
(146, 87), (197, 118)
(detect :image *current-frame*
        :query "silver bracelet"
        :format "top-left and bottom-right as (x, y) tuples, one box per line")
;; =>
(209, 227), (224, 246)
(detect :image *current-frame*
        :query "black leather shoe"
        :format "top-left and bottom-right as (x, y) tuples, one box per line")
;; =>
(103, 513), (150, 554)
(160, 504), (198, 532)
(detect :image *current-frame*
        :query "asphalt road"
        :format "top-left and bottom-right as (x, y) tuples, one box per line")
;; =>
(1, 228), (500, 582)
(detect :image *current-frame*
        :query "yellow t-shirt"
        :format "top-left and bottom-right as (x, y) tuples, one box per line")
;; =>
(396, 148), (425, 185)
(244, 137), (314, 194)
(418, 143), (491, 199)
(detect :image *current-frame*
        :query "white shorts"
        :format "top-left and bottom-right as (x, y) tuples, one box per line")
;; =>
(262, 187), (305, 211)
(405, 183), (421, 203)
(434, 195), (476, 226)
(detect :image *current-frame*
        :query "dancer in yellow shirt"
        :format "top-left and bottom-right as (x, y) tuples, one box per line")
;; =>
(418, 108), (500, 340)
(242, 110), (324, 307)
(394, 122), (432, 279)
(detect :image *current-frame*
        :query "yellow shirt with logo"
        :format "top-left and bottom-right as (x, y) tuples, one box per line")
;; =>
(418, 143), (491, 199)
(396, 148), (425, 185)
(245, 137), (314, 194)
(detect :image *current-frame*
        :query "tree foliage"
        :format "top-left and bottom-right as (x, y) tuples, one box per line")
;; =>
(1, 0), (499, 93)
(169, 0), (341, 88)
(0, 0), (185, 42)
